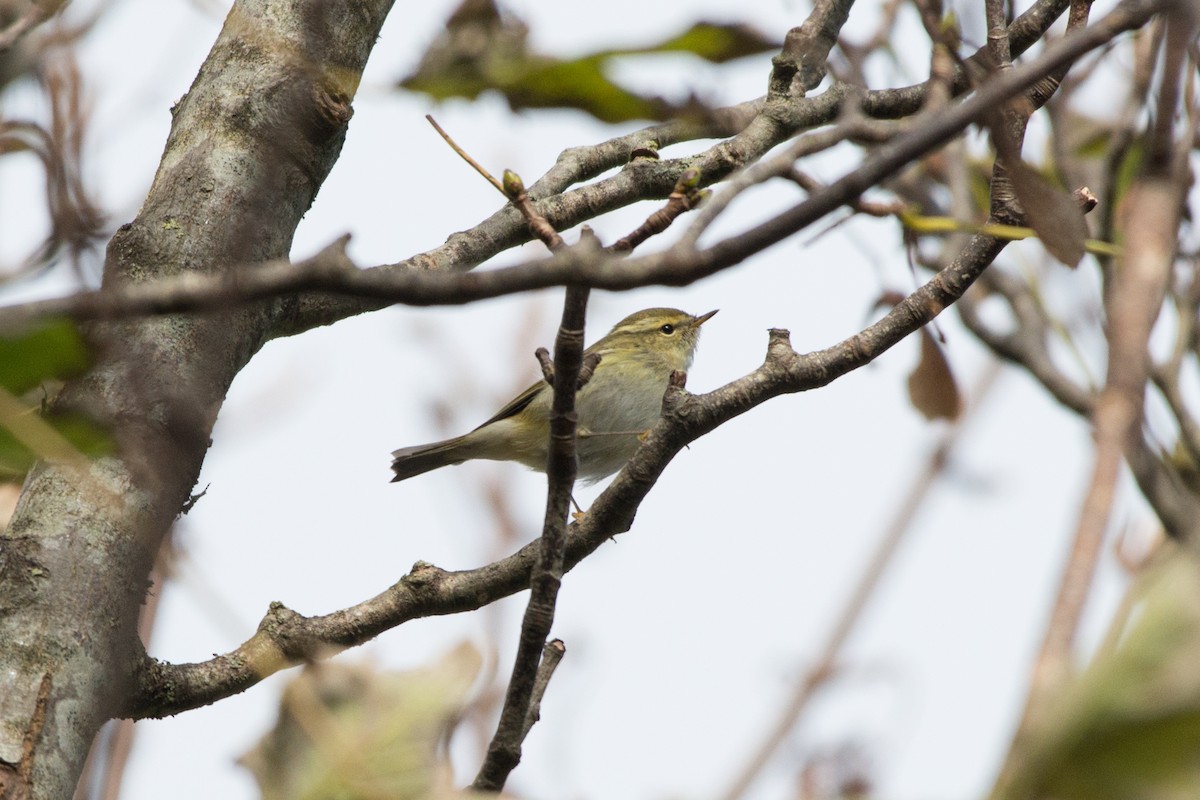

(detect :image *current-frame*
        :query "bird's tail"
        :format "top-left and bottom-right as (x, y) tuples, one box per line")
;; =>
(390, 436), (470, 482)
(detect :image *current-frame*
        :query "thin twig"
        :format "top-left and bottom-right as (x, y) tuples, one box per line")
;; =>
(607, 167), (708, 253)
(788, 169), (905, 217)
(521, 639), (566, 740)
(1031, 0), (1187, 695)
(0, 0), (1157, 335)
(986, 0), (1015, 71)
(502, 170), (564, 250)
(1055, 0), (1187, 679)
(770, 0), (856, 97)
(471, 286), (589, 792)
(537, 347), (602, 390)
(679, 111), (897, 249)
(128, 210), (1019, 719)
(425, 114), (505, 194)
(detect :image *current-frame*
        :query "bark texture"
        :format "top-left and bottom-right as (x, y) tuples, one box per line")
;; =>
(0, 2), (393, 797)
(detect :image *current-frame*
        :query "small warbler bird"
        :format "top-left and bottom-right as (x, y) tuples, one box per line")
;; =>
(390, 307), (717, 484)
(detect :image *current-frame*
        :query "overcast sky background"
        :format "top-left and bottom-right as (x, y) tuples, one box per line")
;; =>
(0, 0), (1154, 798)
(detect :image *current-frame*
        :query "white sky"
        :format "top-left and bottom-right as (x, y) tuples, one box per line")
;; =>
(0, 0), (1154, 798)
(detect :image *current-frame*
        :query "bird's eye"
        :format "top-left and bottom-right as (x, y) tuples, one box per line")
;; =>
(660, 324), (675, 335)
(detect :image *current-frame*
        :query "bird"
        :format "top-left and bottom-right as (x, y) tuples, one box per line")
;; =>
(389, 307), (717, 484)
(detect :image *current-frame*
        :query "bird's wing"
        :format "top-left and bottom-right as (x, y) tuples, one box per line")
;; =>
(472, 380), (545, 430)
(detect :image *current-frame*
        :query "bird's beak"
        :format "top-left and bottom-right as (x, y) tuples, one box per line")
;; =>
(693, 309), (719, 327)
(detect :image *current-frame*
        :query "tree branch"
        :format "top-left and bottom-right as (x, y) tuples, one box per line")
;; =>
(770, 0), (856, 97)
(0, 1), (396, 796)
(256, 0), (1085, 335)
(0, 0), (1084, 340)
(471, 286), (588, 792)
(127, 212), (1014, 719)
(0, 0), (1158, 339)
(521, 640), (565, 740)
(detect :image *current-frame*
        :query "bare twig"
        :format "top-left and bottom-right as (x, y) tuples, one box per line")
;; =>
(0, 0), (1115, 337)
(986, 0), (1015, 71)
(503, 170), (564, 251)
(787, 169), (905, 217)
(607, 167), (708, 253)
(128, 198), (1016, 719)
(520, 639), (565, 740)
(471, 285), (588, 792)
(426, 116), (575, 257)
(425, 114), (504, 194)
(30, 0), (1168, 334)
(679, 111), (898, 249)
(467, 194), (585, 791)
(770, 0), (856, 97)
(283, 0), (1074, 333)
(536, 347), (601, 390)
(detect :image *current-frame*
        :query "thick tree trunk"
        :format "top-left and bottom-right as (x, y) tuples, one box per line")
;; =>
(0, 2), (394, 796)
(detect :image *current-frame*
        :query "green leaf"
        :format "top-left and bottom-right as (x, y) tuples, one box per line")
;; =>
(400, 2), (776, 123)
(619, 21), (778, 63)
(502, 57), (671, 123)
(995, 552), (1200, 800)
(0, 319), (89, 395)
(0, 322), (107, 479)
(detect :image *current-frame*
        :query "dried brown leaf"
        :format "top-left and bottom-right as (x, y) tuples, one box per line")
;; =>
(1008, 160), (1088, 268)
(907, 328), (963, 421)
